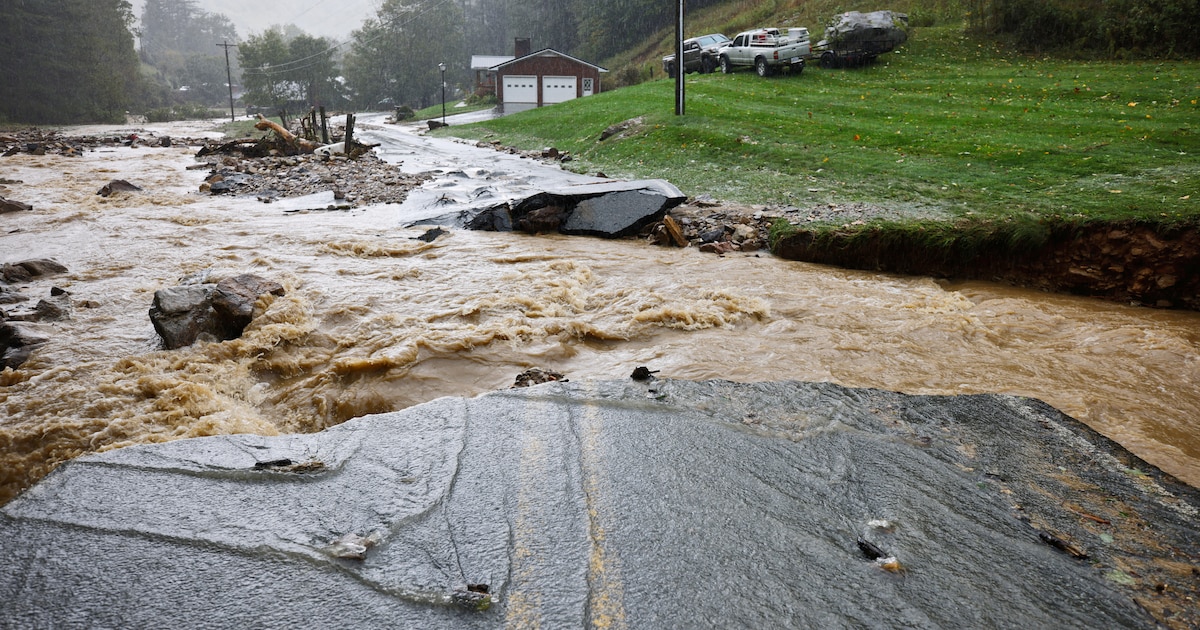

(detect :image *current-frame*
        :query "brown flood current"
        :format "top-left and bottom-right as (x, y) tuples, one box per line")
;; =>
(2, 143), (1199, 505)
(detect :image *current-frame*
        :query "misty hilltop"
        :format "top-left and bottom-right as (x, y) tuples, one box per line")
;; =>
(129, 0), (379, 40)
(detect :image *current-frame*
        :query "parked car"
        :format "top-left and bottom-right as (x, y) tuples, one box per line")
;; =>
(718, 28), (811, 77)
(663, 33), (732, 77)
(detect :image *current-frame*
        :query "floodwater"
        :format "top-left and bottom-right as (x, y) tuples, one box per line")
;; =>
(1, 117), (1197, 504)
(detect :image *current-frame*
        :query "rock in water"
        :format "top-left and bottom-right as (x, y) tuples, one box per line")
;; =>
(148, 284), (218, 349)
(210, 274), (285, 334)
(0, 195), (32, 213)
(1, 259), (68, 283)
(1, 380), (1196, 628)
(97, 180), (142, 197)
(0, 321), (50, 369)
(150, 275), (284, 348)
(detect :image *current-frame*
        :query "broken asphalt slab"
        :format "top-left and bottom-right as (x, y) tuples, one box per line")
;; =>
(1, 379), (1196, 628)
(414, 179), (686, 238)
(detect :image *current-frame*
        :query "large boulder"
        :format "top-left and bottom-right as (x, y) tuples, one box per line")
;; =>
(821, 10), (909, 53)
(1, 380), (1196, 628)
(148, 284), (219, 349)
(149, 274), (285, 349)
(211, 274), (285, 332)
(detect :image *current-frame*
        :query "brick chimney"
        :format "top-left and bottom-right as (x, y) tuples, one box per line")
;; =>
(514, 37), (531, 58)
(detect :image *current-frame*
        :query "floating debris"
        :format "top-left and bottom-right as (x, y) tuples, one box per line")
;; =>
(631, 366), (660, 381)
(413, 227), (448, 243)
(252, 458), (326, 474)
(322, 532), (381, 560)
(866, 519), (895, 532)
(1038, 531), (1088, 559)
(512, 367), (568, 388)
(856, 537), (887, 560)
(452, 584), (493, 612)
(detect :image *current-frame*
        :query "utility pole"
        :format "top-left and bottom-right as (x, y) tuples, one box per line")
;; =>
(217, 40), (237, 122)
(438, 62), (447, 126)
(675, 0), (685, 115)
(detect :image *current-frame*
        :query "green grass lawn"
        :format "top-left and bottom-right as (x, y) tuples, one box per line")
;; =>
(440, 26), (1199, 227)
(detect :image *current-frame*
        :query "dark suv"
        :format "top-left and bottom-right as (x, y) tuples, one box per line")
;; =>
(663, 33), (731, 77)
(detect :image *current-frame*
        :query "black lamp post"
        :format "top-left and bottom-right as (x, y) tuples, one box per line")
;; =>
(438, 62), (447, 126)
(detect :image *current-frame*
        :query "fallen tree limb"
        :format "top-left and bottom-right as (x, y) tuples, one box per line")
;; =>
(254, 114), (319, 153)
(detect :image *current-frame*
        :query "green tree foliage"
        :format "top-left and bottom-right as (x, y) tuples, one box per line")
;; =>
(0, 0), (142, 123)
(238, 29), (292, 108)
(239, 29), (342, 110)
(970, 0), (1200, 55)
(284, 35), (342, 108)
(344, 0), (465, 109)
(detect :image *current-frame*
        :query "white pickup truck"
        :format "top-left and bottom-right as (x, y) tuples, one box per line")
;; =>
(717, 28), (811, 77)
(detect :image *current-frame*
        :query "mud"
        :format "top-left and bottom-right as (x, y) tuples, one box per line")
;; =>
(772, 221), (1200, 310)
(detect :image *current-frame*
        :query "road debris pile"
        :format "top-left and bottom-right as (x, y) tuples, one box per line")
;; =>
(0, 129), (185, 157)
(193, 150), (429, 206)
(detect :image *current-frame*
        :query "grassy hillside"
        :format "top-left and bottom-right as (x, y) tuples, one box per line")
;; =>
(441, 24), (1199, 227)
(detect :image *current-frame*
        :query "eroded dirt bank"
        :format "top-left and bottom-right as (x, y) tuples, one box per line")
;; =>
(771, 222), (1200, 311)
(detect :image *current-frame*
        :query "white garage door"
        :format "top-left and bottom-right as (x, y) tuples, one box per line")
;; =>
(542, 76), (577, 104)
(502, 75), (537, 104)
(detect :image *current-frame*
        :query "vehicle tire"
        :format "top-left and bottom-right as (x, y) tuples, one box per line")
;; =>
(719, 56), (732, 74)
(820, 51), (836, 69)
(755, 57), (772, 77)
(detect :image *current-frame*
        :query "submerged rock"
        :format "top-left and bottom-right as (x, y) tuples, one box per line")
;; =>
(0, 321), (50, 369)
(149, 274), (284, 349)
(0, 195), (32, 213)
(96, 179), (142, 197)
(210, 274), (285, 333)
(0, 259), (68, 283)
(1, 380), (1196, 627)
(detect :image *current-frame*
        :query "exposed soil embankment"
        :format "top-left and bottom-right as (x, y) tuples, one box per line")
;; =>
(772, 221), (1200, 310)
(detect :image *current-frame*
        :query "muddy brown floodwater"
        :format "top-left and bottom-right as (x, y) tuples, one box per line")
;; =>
(1, 127), (1198, 505)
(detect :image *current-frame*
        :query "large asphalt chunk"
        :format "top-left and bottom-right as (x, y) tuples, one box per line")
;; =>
(1, 380), (1196, 628)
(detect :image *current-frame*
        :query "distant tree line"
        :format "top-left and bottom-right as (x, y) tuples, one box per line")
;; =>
(0, 0), (143, 124)
(968, 0), (1200, 55)
(139, 0), (240, 106)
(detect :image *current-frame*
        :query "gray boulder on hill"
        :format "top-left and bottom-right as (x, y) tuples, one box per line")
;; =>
(1, 379), (1196, 628)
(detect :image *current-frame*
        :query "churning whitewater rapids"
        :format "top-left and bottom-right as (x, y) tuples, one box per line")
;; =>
(0, 112), (1198, 505)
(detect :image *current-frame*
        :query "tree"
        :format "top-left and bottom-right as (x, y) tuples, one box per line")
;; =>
(0, 0), (142, 123)
(238, 28), (292, 108)
(239, 28), (342, 111)
(286, 35), (341, 108)
(343, 0), (465, 109)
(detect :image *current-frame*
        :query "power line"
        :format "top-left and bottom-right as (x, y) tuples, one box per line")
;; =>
(218, 39), (237, 121)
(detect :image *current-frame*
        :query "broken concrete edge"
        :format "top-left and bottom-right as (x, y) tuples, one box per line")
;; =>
(2, 379), (1196, 628)
(420, 179), (687, 239)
